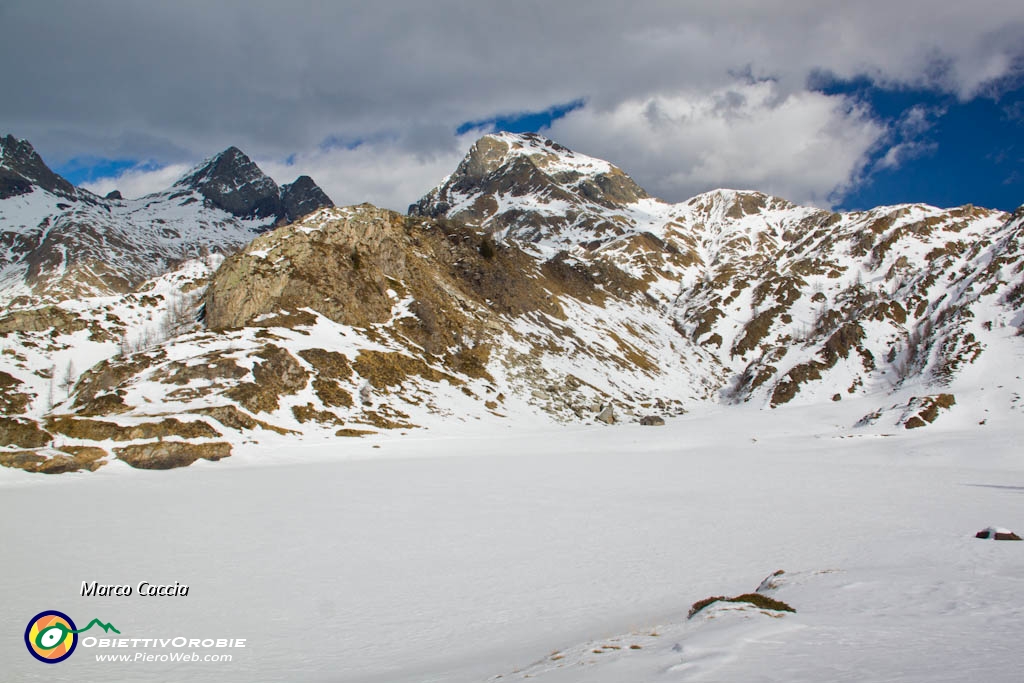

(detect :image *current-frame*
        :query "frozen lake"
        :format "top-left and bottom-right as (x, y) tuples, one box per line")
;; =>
(3, 402), (1024, 682)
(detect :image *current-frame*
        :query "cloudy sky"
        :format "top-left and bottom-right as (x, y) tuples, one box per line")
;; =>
(2, 0), (1022, 211)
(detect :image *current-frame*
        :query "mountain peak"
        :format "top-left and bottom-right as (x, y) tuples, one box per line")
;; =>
(172, 146), (333, 224)
(465, 131), (621, 181)
(175, 146), (283, 221)
(410, 132), (649, 241)
(281, 175), (335, 222)
(0, 134), (77, 200)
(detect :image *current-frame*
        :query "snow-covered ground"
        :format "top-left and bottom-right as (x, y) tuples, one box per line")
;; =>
(2, 399), (1023, 682)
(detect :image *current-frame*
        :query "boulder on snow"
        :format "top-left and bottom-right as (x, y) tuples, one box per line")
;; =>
(640, 415), (665, 426)
(596, 404), (615, 424)
(975, 526), (1022, 541)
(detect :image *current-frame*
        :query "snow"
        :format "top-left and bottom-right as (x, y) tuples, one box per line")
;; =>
(2, 401), (1023, 682)
(0, 182), (270, 300)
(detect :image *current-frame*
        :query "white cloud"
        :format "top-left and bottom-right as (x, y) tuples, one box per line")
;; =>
(546, 81), (887, 207)
(77, 135), (476, 211)
(80, 163), (191, 199)
(8, 2), (1022, 211)
(258, 133), (477, 212)
(875, 141), (938, 171)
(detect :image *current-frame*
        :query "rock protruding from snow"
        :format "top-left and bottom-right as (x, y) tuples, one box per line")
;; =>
(975, 527), (1022, 540)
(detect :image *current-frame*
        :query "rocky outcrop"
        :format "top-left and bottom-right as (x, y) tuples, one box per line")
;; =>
(113, 441), (232, 469)
(226, 345), (309, 413)
(596, 404), (616, 424)
(975, 527), (1022, 541)
(0, 445), (107, 474)
(902, 394), (956, 429)
(45, 416), (221, 441)
(0, 416), (51, 447)
(0, 370), (31, 414)
(204, 205), (569, 351)
(0, 305), (88, 335)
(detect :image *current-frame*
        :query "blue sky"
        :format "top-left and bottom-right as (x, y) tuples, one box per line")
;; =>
(57, 158), (140, 187)
(456, 100), (585, 137)
(814, 77), (1024, 212)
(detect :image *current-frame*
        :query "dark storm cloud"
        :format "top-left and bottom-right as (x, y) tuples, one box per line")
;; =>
(2, 1), (1021, 208)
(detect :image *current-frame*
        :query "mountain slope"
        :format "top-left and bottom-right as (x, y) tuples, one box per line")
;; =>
(1, 131), (1022, 474)
(414, 132), (1022, 412)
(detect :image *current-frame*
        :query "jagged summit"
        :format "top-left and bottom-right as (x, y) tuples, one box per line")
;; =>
(0, 134), (78, 200)
(281, 175), (334, 222)
(175, 147), (285, 221)
(410, 132), (652, 243)
(0, 135), (334, 299)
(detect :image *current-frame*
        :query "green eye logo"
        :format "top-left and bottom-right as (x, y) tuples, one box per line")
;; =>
(25, 611), (120, 664)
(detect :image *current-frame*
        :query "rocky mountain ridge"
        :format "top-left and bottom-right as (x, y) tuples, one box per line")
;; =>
(1, 132), (1022, 474)
(175, 146), (333, 224)
(0, 136), (332, 301)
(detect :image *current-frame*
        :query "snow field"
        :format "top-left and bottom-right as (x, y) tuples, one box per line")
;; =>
(2, 400), (1023, 682)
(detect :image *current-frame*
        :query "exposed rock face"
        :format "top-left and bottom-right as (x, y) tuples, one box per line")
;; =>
(45, 416), (221, 441)
(0, 446), (107, 474)
(281, 175), (334, 221)
(901, 394), (956, 429)
(640, 415), (665, 426)
(205, 205), (572, 351)
(0, 305), (88, 334)
(0, 371), (31, 414)
(113, 441), (232, 469)
(226, 345), (309, 413)
(175, 148), (333, 225)
(175, 146), (286, 221)
(0, 416), (51, 447)
(0, 135), (77, 199)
